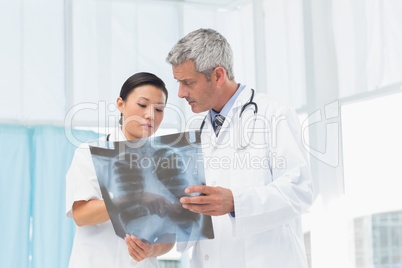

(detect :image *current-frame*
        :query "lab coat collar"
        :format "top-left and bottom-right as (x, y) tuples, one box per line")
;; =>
(216, 86), (254, 136)
(207, 85), (253, 125)
(230, 86), (254, 112)
(108, 127), (127, 142)
(201, 86), (254, 146)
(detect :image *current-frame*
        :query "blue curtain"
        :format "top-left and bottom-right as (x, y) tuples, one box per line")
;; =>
(0, 124), (100, 268)
(0, 125), (32, 268)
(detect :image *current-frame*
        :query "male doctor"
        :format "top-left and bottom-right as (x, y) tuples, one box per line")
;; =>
(166, 28), (314, 268)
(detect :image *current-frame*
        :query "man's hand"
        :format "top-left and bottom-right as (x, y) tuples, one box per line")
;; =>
(179, 185), (234, 216)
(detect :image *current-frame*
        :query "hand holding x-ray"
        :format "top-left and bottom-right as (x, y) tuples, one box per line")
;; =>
(180, 185), (235, 216)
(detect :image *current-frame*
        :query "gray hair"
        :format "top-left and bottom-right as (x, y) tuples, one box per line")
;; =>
(166, 28), (235, 81)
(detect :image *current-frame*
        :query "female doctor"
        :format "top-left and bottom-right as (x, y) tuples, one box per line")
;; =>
(66, 72), (174, 268)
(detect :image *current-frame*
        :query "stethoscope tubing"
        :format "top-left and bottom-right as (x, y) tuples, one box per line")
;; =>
(200, 88), (258, 135)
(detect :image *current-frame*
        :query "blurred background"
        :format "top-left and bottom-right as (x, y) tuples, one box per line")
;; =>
(0, 0), (401, 267)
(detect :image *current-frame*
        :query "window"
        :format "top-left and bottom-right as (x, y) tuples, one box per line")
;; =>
(341, 92), (402, 267)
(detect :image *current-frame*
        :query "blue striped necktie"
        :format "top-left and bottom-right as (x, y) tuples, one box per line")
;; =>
(213, 114), (225, 137)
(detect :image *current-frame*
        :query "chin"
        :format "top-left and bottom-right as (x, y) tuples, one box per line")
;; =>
(142, 130), (155, 138)
(191, 106), (207, 114)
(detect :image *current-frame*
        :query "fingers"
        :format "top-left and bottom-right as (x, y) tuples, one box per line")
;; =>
(125, 234), (152, 262)
(181, 204), (219, 215)
(184, 185), (214, 195)
(180, 186), (221, 205)
(125, 234), (142, 262)
(180, 187), (234, 216)
(180, 195), (211, 205)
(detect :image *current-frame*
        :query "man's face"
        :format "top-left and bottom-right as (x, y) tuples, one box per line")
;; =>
(173, 61), (218, 113)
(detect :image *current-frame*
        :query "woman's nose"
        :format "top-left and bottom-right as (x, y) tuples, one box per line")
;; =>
(144, 107), (153, 120)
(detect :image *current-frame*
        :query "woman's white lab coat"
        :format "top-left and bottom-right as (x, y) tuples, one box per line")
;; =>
(66, 128), (159, 268)
(180, 86), (314, 268)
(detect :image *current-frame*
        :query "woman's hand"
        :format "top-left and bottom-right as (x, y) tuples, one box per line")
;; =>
(125, 234), (174, 262)
(125, 235), (154, 262)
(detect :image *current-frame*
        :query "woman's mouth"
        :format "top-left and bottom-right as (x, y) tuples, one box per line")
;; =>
(141, 124), (152, 129)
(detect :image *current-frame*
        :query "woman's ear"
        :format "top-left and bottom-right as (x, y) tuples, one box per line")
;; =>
(116, 97), (125, 113)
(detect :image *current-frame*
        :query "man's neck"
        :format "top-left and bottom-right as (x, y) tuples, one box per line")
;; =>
(213, 80), (239, 113)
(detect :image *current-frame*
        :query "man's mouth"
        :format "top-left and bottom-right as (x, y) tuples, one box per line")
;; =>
(187, 99), (195, 105)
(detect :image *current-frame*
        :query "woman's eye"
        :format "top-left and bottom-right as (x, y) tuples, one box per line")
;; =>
(138, 103), (146, 108)
(155, 108), (164, 113)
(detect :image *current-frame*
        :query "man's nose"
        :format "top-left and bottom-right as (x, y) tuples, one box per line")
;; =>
(178, 83), (189, 99)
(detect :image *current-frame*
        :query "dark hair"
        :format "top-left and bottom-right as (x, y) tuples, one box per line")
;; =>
(119, 72), (168, 125)
(120, 72), (168, 102)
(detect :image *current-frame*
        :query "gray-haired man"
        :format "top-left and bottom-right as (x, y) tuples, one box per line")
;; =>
(166, 28), (313, 268)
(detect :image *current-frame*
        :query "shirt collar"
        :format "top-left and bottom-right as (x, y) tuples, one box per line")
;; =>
(210, 83), (246, 122)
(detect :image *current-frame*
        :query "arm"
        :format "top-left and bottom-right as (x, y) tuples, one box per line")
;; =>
(180, 104), (313, 236)
(66, 144), (106, 223)
(72, 200), (110, 226)
(125, 235), (174, 262)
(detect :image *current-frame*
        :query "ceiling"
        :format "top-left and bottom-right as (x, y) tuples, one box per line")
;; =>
(157, 0), (252, 9)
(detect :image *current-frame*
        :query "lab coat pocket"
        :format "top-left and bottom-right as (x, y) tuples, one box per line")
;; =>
(245, 225), (297, 268)
(229, 148), (272, 189)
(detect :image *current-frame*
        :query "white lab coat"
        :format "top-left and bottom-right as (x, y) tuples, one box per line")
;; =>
(179, 86), (314, 268)
(66, 128), (159, 268)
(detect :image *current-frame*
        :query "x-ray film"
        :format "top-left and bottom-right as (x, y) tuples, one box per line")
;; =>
(89, 131), (214, 245)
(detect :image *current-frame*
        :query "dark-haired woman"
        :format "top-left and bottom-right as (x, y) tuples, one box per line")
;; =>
(66, 72), (174, 268)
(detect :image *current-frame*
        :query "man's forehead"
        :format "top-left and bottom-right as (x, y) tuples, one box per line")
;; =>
(173, 61), (198, 80)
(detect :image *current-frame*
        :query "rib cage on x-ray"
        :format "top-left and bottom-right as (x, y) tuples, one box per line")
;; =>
(89, 131), (214, 245)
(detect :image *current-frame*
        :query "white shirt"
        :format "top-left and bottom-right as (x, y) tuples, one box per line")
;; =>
(66, 128), (159, 268)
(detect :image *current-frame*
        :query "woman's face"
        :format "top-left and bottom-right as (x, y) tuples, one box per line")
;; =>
(117, 85), (166, 140)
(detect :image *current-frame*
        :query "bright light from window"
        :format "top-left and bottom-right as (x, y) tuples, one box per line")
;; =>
(341, 92), (402, 218)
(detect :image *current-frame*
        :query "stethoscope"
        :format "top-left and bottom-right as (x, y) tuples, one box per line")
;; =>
(200, 88), (258, 149)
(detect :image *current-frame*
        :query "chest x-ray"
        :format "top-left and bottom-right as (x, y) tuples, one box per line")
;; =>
(89, 131), (214, 245)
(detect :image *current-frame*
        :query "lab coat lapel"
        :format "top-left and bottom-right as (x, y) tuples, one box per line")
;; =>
(214, 86), (254, 142)
(200, 113), (216, 155)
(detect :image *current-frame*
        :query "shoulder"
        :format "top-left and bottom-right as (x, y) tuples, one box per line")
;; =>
(73, 134), (107, 158)
(254, 92), (294, 115)
(70, 143), (92, 167)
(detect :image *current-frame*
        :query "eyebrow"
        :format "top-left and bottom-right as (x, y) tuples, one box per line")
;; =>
(174, 78), (195, 83)
(139, 97), (164, 105)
